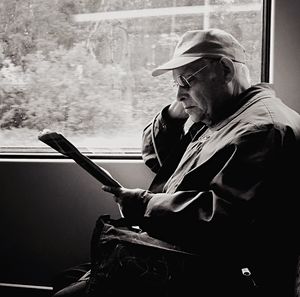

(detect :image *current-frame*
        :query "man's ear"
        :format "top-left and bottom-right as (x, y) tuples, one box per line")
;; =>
(219, 57), (235, 83)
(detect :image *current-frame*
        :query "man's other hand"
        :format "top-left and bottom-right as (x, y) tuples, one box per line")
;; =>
(102, 186), (152, 221)
(168, 101), (189, 120)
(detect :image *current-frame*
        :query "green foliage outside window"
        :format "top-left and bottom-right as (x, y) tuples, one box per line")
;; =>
(0, 0), (263, 152)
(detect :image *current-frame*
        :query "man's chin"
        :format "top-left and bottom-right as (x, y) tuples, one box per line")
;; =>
(189, 114), (204, 123)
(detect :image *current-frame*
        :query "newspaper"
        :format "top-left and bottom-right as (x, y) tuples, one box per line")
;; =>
(38, 130), (122, 188)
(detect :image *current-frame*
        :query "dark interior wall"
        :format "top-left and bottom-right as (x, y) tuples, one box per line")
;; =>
(0, 160), (154, 286)
(273, 0), (300, 113)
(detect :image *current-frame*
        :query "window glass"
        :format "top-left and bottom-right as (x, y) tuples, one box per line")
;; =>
(0, 0), (263, 154)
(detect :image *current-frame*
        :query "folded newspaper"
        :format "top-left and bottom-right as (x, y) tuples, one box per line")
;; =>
(38, 129), (122, 188)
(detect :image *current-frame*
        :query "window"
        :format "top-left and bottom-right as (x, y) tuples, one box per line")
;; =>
(0, 0), (265, 155)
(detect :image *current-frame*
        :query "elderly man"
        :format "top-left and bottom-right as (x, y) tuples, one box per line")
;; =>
(54, 29), (300, 297)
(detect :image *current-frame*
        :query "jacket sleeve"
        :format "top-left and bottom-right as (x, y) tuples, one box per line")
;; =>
(141, 125), (295, 246)
(141, 105), (187, 173)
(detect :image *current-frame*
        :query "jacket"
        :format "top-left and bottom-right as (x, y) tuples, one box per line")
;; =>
(141, 83), (300, 296)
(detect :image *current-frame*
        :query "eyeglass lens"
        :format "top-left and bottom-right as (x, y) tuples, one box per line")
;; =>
(174, 64), (208, 88)
(176, 76), (190, 88)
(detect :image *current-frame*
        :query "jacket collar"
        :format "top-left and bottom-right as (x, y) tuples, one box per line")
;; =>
(210, 83), (276, 131)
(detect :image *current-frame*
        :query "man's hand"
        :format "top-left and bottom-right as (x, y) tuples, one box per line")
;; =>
(102, 186), (152, 221)
(102, 186), (146, 204)
(168, 101), (189, 120)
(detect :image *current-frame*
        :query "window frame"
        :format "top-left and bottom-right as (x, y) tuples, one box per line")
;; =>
(261, 0), (272, 83)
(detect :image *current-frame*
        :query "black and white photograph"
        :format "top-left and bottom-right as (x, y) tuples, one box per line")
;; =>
(1, 1), (300, 296)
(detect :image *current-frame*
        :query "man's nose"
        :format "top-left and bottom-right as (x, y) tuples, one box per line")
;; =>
(176, 87), (187, 102)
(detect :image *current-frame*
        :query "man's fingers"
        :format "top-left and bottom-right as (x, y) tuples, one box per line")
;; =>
(102, 185), (121, 196)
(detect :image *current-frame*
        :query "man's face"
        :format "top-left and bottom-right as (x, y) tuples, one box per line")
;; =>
(173, 59), (229, 126)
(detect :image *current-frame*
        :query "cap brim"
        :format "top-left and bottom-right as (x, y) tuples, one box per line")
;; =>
(151, 56), (202, 77)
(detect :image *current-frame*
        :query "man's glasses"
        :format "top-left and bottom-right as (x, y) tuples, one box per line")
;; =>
(173, 64), (208, 89)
